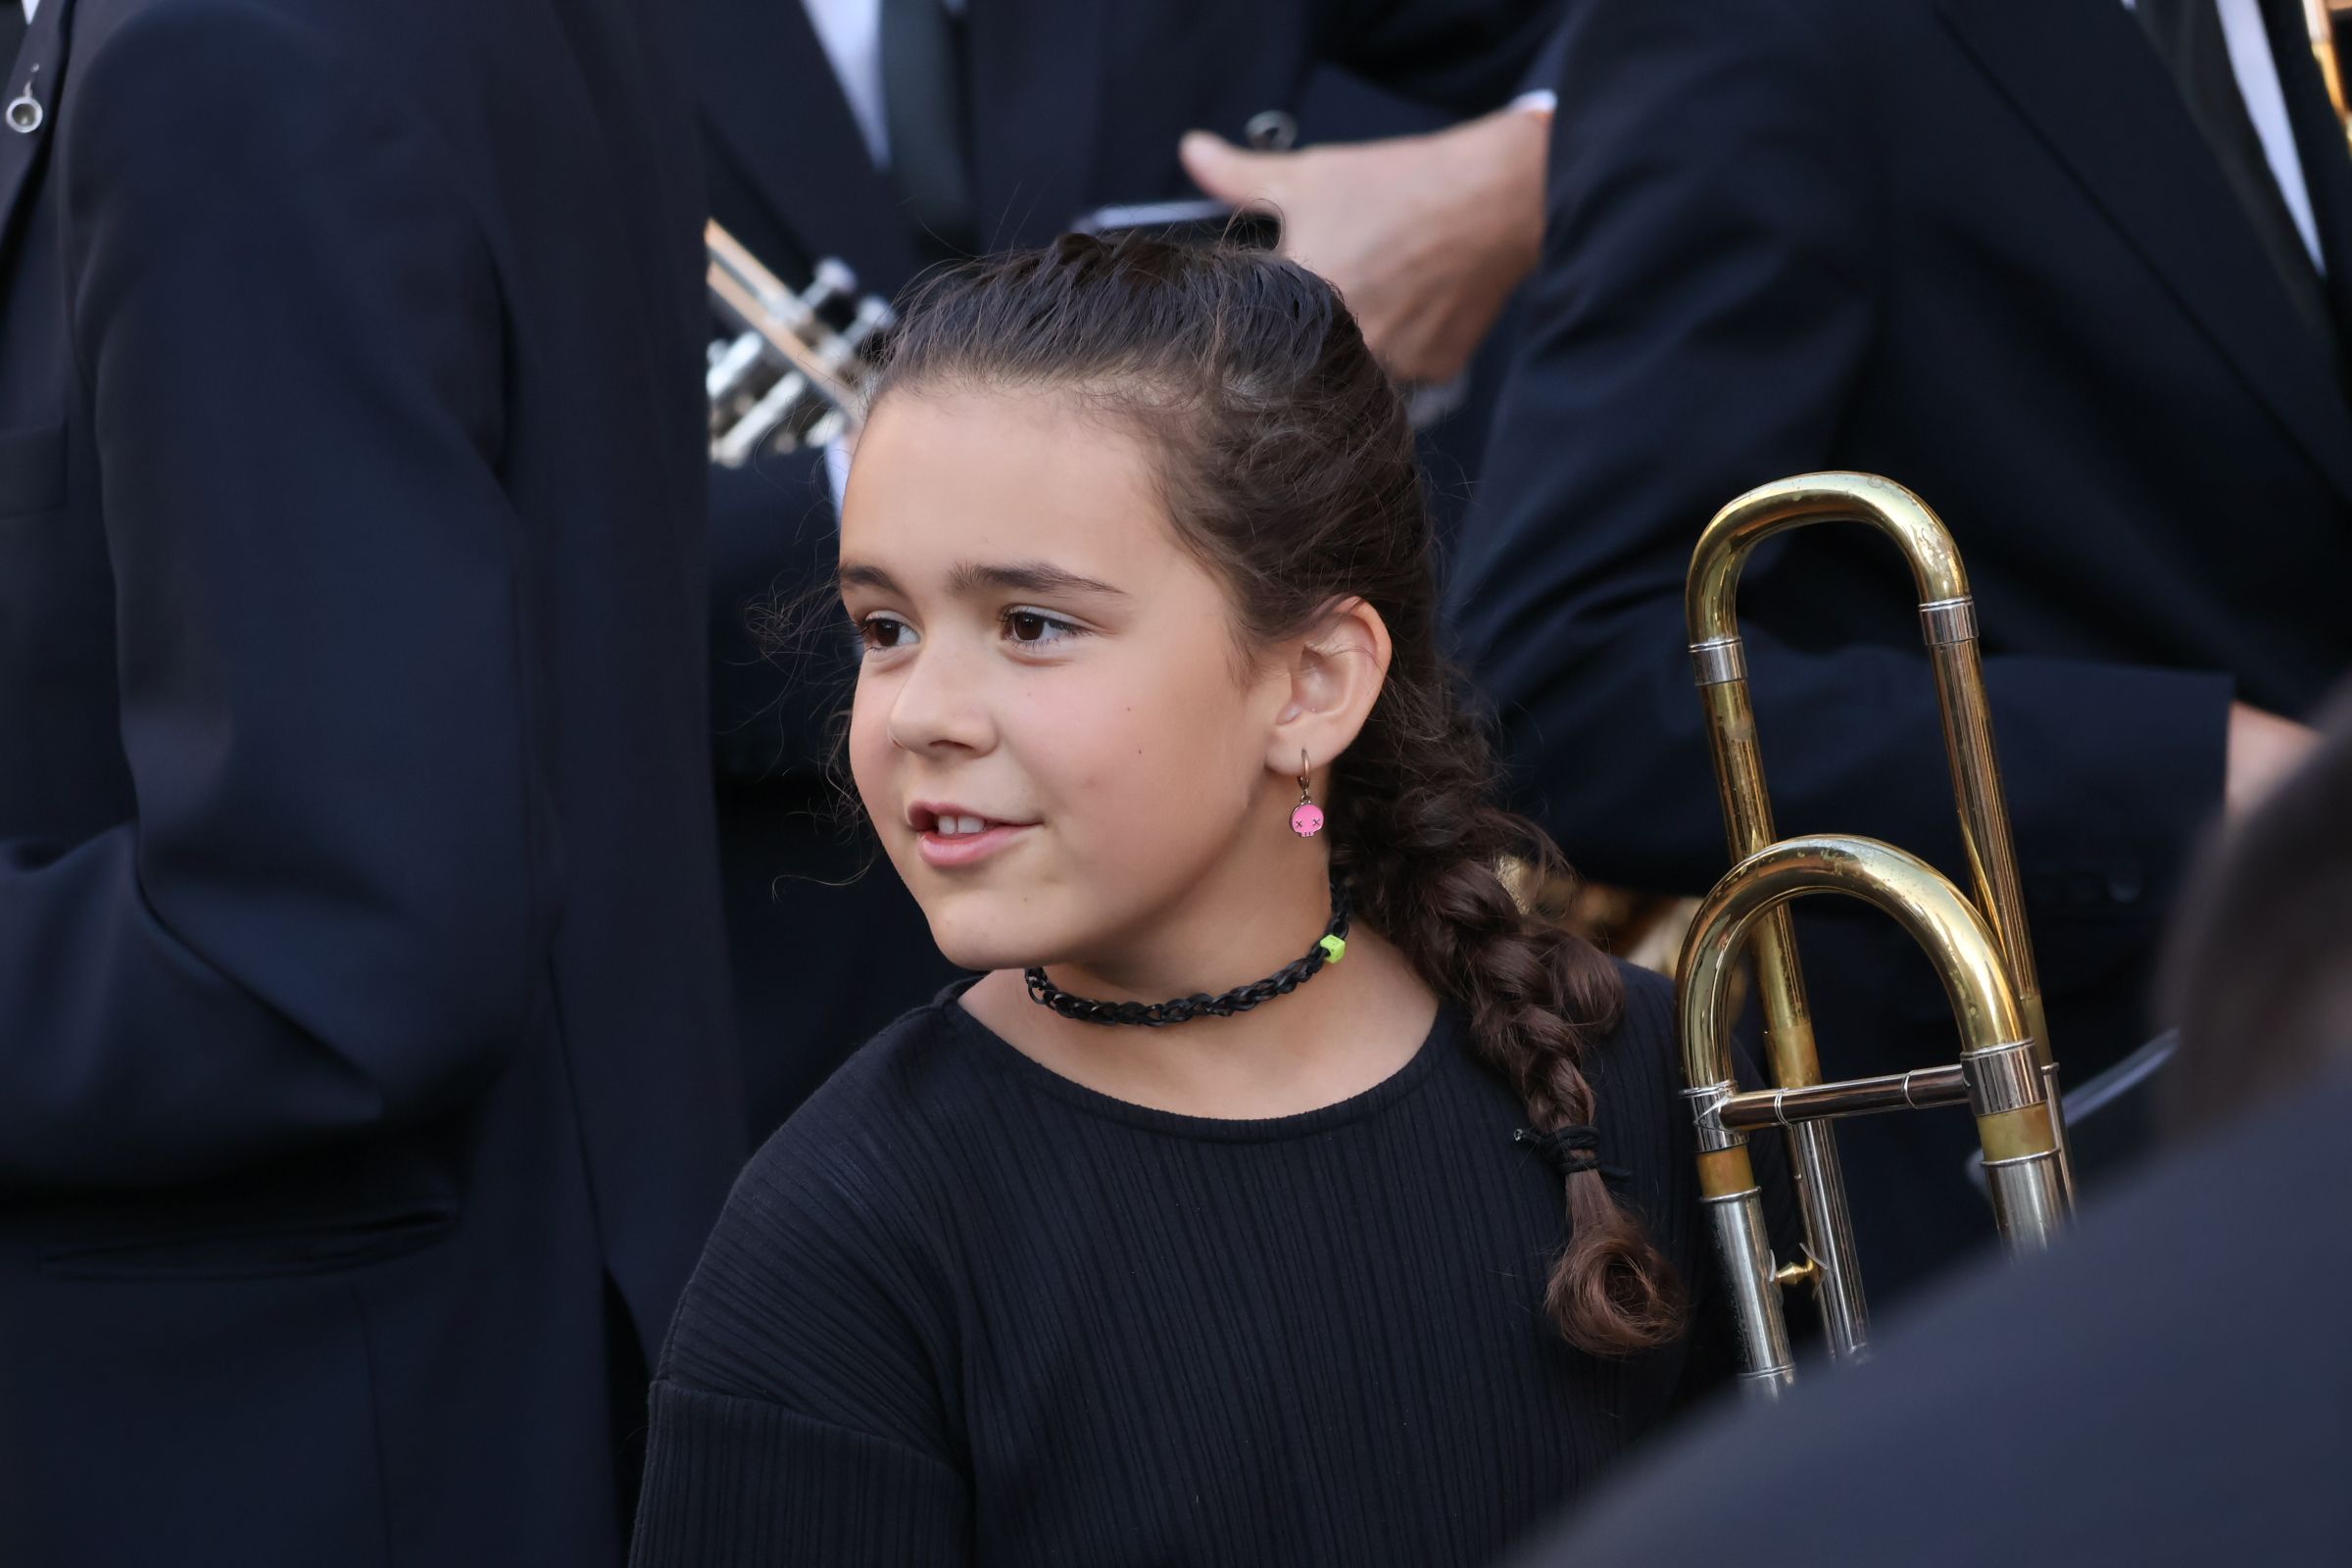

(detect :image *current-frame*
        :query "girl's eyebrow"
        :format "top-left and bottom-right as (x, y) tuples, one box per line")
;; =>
(837, 560), (1129, 599)
(836, 562), (903, 595)
(948, 560), (1130, 599)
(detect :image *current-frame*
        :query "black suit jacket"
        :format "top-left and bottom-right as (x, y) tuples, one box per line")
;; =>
(1511, 1071), (2352, 1566)
(1446, 0), (2352, 1293)
(0, 0), (741, 1559)
(693, 0), (1570, 1136)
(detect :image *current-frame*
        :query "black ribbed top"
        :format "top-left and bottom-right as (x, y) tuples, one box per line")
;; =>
(631, 962), (1747, 1567)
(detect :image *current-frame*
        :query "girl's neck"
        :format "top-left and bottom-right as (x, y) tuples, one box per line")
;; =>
(959, 859), (1440, 1119)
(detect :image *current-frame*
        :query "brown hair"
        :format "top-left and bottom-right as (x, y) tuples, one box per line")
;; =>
(2159, 682), (2352, 1137)
(873, 233), (1681, 1354)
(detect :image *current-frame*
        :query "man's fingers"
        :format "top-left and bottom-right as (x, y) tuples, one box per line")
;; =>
(1179, 130), (1286, 211)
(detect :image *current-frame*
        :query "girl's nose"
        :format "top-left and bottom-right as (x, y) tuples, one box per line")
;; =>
(884, 640), (997, 757)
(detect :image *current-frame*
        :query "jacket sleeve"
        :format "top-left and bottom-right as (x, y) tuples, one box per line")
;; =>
(1318, 0), (1570, 117)
(1445, 0), (2230, 931)
(0, 5), (541, 1188)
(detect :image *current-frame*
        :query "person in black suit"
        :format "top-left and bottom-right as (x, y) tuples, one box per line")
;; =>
(695, 0), (1570, 1137)
(1504, 1071), (2352, 1566)
(1507, 687), (2352, 1568)
(0, 0), (740, 1561)
(1446, 0), (2348, 1298)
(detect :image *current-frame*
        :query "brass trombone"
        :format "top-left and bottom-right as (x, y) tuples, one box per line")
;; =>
(1678, 471), (2072, 1382)
(1681, 835), (2068, 1394)
(2305, 0), (2352, 153)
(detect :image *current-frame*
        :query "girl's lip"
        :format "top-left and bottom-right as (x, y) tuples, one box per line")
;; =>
(915, 822), (1036, 869)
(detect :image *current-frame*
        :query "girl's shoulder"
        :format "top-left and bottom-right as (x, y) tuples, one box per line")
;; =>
(1608, 956), (1679, 1029)
(656, 997), (984, 1424)
(1581, 958), (1705, 1214)
(779, 987), (985, 1129)
(731, 990), (993, 1245)
(1588, 956), (1683, 1101)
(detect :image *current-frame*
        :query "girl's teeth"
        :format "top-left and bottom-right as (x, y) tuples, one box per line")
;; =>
(957, 816), (985, 835)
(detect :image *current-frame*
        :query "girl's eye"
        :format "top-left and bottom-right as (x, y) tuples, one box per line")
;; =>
(1001, 608), (1085, 647)
(857, 612), (919, 653)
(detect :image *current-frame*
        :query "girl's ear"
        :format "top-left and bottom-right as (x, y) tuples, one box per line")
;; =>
(1266, 596), (1393, 782)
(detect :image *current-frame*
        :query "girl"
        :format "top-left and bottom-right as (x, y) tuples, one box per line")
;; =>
(632, 235), (1754, 1566)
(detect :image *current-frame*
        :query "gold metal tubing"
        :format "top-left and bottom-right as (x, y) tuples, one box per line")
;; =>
(1686, 472), (2071, 1198)
(1687, 491), (1854, 1355)
(1679, 834), (2069, 1252)
(1680, 836), (2024, 1108)
(1695, 1144), (1758, 1200)
(2307, 1), (2352, 151)
(1977, 1101), (2057, 1164)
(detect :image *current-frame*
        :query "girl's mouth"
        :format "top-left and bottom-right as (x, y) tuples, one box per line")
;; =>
(908, 806), (1037, 869)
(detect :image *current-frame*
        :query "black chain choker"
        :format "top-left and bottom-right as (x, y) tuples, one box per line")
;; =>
(1025, 875), (1351, 1028)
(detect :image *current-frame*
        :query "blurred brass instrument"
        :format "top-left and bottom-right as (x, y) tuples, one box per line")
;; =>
(706, 220), (896, 467)
(1676, 472), (2073, 1393)
(2306, 1), (2352, 151)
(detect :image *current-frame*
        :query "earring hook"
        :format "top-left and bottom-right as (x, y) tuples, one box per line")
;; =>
(1289, 751), (1325, 838)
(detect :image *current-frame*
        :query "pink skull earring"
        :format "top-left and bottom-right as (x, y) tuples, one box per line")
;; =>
(1290, 753), (1324, 838)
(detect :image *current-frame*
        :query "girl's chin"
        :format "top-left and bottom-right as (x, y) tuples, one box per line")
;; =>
(917, 904), (1060, 976)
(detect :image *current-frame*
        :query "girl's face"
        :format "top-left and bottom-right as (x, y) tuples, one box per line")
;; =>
(839, 384), (1302, 977)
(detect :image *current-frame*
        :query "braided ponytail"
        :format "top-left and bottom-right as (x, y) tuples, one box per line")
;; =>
(878, 232), (1683, 1353)
(1332, 690), (1684, 1353)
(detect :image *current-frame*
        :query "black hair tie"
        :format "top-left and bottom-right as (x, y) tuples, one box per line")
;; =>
(1515, 1125), (1629, 1187)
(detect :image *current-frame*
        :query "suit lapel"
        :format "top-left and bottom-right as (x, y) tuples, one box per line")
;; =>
(965, 0), (1103, 249)
(2257, 0), (2352, 345)
(692, 0), (1112, 282)
(1938, 0), (2352, 506)
(690, 0), (914, 291)
(0, 0), (74, 270)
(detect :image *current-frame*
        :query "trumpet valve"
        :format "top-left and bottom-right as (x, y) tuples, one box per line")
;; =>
(713, 369), (812, 467)
(802, 258), (858, 311)
(707, 331), (766, 403)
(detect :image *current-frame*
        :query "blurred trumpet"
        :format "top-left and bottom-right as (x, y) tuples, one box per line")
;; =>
(706, 221), (895, 467)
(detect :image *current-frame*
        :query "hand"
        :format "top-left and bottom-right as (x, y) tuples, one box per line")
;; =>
(1179, 104), (1550, 386)
(2225, 701), (2320, 818)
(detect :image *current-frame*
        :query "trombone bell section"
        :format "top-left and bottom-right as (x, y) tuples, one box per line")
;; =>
(1679, 834), (2070, 1397)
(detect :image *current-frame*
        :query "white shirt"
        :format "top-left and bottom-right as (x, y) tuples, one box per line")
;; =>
(2125, 0), (2324, 270)
(802, 0), (973, 510)
(810, 3), (2311, 268)
(801, 0), (967, 172)
(23, 0), (39, 24)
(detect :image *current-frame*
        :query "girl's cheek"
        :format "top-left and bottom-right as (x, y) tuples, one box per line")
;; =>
(1004, 666), (1119, 756)
(846, 694), (895, 800)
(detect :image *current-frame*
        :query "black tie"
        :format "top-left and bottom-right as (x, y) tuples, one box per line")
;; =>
(880, 0), (978, 261)
(2137, 0), (2340, 352)
(2, 6), (27, 78)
